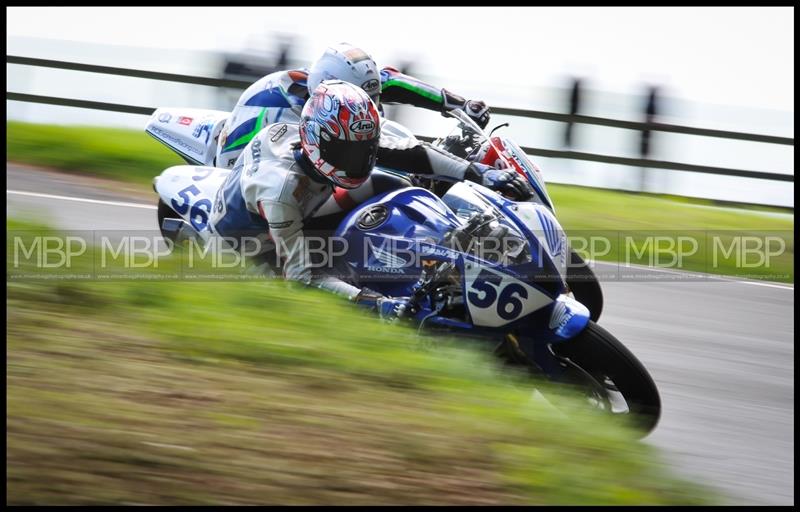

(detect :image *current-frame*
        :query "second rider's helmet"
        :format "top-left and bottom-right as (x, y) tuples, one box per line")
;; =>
(307, 43), (381, 107)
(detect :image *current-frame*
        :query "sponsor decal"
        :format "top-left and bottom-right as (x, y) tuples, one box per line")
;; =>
(192, 119), (214, 144)
(418, 243), (460, 260)
(349, 119), (376, 134)
(548, 301), (570, 329)
(147, 126), (204, 158)
(158, 112), (172, 123)
(270, 124), (288, 142)
(366, 266), (404, 274)
(361, 79), (380, 94)
(178, 116), (193, 126)
(246, 139), (262, 176)
(536, 210), (564, 257)
(227, 158), (237, 167)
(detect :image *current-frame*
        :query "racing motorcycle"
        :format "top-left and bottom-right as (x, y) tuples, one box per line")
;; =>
(146, 108), (660, 436)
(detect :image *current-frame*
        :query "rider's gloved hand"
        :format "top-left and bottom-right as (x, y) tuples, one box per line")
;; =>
(355, 288), (413, 322)
(376, 296), (411, 321)
(465, 163), (533, 201)
(442, 89), (491, 129)
(463, 100), (490, 129)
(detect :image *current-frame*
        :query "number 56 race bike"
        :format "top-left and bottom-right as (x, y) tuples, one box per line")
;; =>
(147, 108), (661, 437)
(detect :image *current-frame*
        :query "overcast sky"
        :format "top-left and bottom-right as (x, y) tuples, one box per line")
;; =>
(6, 6), (795, 112)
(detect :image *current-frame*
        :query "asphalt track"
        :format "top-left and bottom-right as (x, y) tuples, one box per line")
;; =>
(6, 164), (794, 505)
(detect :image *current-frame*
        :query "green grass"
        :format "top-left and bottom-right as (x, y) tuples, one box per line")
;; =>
(7, 219), (718, 505)
(6, 121), (794, 282)
(7, 120), (183, 184)
(549, 185), (793, 282)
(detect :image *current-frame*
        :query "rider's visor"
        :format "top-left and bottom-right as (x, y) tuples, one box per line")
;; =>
(320, 137), (379, 179)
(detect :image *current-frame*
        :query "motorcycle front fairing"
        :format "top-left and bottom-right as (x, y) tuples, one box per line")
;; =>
(442, 182), (588, 344)
(333, 183), (590, 348)
(333, 186), (463, 298)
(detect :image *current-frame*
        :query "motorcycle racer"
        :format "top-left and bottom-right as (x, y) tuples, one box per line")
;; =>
(215, 42), (491, 169)
(209, 81), (529, 320)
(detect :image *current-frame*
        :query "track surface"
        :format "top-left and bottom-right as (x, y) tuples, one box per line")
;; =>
(7, 164), (795, 505)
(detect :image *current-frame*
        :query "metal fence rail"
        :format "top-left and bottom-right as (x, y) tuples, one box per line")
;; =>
(7, 55), (252, 89)
(7, 54), (795, 184)
(7, 92), (154, 116)
(490, 106), (793, 146)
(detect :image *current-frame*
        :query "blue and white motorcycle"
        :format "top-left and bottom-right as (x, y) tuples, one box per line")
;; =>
(147, 109), (660, 437)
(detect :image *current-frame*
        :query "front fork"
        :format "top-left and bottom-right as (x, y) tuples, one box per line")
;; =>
(503, 294), (591, 379)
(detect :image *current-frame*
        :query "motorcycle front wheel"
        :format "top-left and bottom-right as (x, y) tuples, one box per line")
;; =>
(549, 321), (661, 438)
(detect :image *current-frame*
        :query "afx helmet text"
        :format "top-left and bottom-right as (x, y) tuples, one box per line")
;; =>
(307, 43), (381, 106)
(299, 80), (381, 189)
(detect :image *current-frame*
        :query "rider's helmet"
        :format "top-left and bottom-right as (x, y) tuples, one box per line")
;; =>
(307, 43), (381, 107)
(299, 80), (381, 189)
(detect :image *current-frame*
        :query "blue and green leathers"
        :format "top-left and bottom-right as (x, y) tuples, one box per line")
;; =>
(216, 65), (481, 170)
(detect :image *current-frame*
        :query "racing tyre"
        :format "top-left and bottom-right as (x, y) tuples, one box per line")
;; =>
(157, 199), (182, 250)
(551, 321), (661, 437)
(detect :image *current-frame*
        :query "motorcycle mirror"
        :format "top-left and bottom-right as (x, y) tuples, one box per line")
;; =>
(489, 123), (510, 137)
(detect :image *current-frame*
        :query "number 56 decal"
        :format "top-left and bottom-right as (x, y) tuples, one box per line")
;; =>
(171, 184), (213, 231)
(464, 263), (553, 327)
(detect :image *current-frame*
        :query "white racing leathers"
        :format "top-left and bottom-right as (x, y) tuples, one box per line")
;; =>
(209, 121), (475, 299)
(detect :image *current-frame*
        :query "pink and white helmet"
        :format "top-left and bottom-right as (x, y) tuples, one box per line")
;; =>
(299, 80), (381, 189)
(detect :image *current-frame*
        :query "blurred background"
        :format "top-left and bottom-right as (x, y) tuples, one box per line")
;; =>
(6, 6), (794, 207)
(6, 7), (795, 506)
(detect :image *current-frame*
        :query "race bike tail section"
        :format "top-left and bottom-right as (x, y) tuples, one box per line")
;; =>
(145, 108), (230, 167)
(153, 165), (232, 245)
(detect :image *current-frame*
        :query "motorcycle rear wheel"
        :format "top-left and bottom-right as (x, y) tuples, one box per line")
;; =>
(157, 199), (182, 249)
(550, 321), (661, 437)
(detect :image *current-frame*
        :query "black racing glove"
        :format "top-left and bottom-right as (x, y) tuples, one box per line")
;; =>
(442, 89), (491, 129)
(463, 100), (490, 129)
